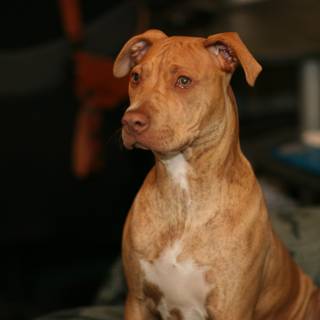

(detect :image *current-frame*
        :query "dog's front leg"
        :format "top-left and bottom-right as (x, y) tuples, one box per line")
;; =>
(122, 214), (157, 320)
(205, 274), (261, 320)
(206, 301), (255, 320)
(124, 294), (150, 320)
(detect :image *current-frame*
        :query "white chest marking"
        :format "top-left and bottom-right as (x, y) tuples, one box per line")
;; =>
(162, 153), (190, 192)
(140, 241), (210, 319)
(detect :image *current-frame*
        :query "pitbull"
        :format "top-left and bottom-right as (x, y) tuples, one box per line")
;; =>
(113, 29), (320, 319)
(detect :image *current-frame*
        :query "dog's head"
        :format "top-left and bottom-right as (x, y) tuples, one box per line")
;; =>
(113, 29), (261, 155)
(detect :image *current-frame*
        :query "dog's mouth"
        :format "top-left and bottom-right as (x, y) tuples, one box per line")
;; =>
(122, 127), (194, 157)
(132, 142), (149, 150)
(121, 128), (149, 150)
(121, 118), (197, 155)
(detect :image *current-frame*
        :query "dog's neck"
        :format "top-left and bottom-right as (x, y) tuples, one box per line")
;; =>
(153, 86), (245, 193)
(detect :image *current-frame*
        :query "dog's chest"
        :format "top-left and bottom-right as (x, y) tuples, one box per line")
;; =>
(140, 240), (211, 319)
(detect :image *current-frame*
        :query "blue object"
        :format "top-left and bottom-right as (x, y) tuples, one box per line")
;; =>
(273, 142), (320, 176)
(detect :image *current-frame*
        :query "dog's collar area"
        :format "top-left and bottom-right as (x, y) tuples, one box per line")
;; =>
(160, 153), (191, 192)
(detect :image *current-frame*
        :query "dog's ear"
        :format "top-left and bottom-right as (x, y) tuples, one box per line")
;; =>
(113, 29), (167, 78)
(204, 32), (262, 86)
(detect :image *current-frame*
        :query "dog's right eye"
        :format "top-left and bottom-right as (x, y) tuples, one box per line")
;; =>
(130, 72), (140, 84)
(176, 75), (192, 89)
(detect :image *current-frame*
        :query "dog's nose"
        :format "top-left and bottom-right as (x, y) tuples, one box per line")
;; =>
(121, 111), (149, 134)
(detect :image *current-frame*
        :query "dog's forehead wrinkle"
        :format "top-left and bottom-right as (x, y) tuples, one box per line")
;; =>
(134, 41), (211, 87)
(148, 37), (207, 67)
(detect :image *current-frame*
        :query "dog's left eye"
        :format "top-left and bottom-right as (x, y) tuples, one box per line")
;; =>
(130, 72), (141, 84)
(176, 76), (192, 88)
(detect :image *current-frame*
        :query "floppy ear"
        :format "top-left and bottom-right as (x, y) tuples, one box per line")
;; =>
(204, 32), (262, 86)
(113, 29), (167, 78)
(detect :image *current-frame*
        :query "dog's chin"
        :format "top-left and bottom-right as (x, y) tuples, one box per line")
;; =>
(133, 143), (149, 150)
(122, 131), (191, 154)
(122, 133), (149, 150)
(123, 138), (177, 153)
(146, 139), (192, 156)
(123, 140), (148, 150)
(122, 131), (164, 151)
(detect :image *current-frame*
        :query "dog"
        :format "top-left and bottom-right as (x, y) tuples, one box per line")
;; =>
(113, 29), (320, 319)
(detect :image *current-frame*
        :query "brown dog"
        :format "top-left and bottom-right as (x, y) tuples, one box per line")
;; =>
(113, 29), (320, 319)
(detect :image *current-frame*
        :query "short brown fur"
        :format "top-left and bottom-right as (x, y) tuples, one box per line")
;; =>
(114, 29), (319, 320)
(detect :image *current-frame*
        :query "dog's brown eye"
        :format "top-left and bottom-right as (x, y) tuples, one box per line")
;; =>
(130, 72), (140, 84)
(176, 76), (192, 88)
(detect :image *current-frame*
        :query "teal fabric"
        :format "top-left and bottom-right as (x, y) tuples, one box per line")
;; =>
(269, 207), (320, 286)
